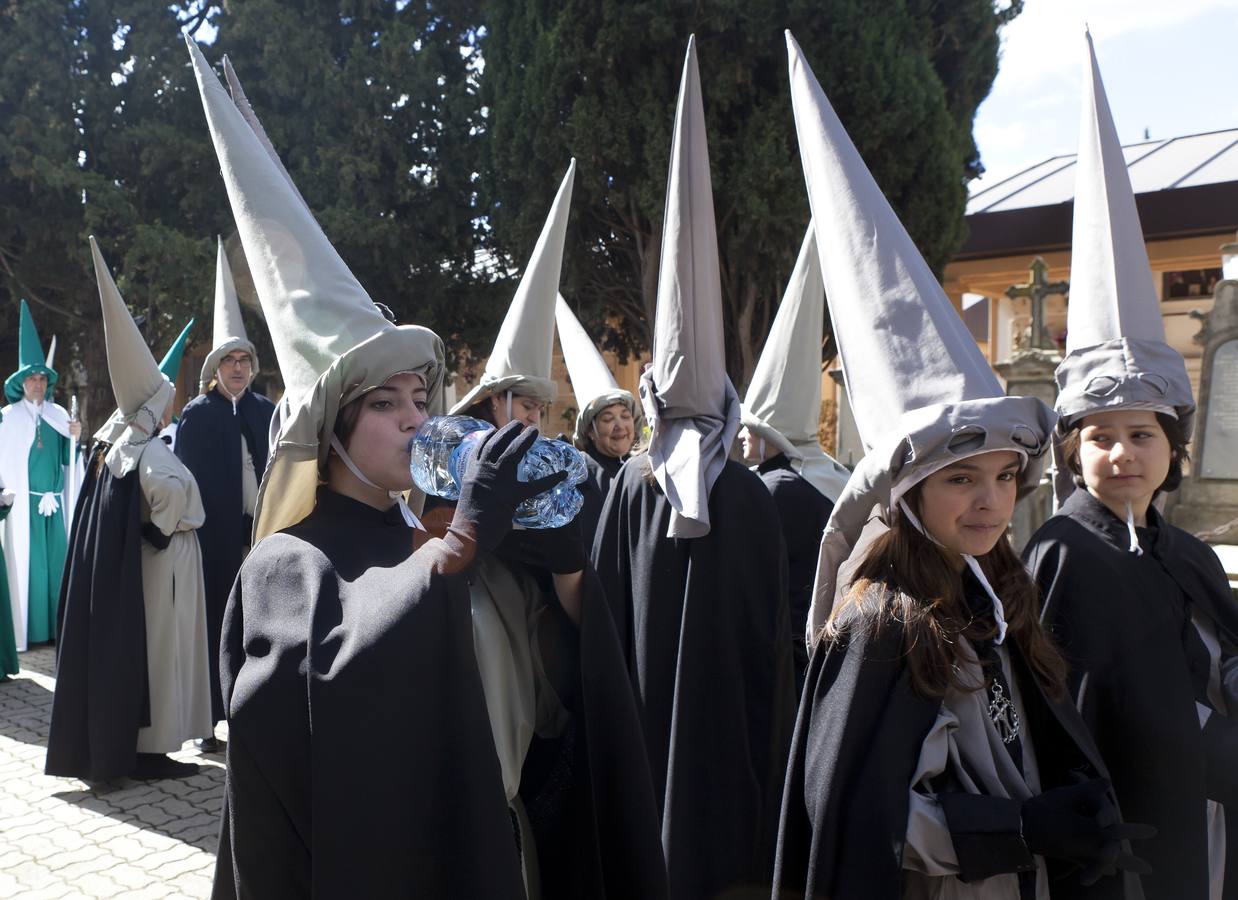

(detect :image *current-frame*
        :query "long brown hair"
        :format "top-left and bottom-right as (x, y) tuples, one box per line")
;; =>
(826, 490), (1066, 700)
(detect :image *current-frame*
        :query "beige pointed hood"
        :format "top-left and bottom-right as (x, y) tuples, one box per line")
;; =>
(554, 294), (640, 447)
(640, 35), (742, 539)
(89, 237), (176, 476)
(1053, 29), (1193, 499)
(787, 31), (1055, 644)
(452, 160), (576, 414)
(198, 237), (261, 393)
(741, 222), (850, 503)
(187, 38), (445, 540)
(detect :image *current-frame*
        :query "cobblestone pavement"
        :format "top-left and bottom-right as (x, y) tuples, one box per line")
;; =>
(1, 645), (225, 899)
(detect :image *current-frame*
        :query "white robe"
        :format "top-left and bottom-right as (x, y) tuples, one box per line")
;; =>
(134, 438), (213, 753)
(0, 400), (79, 651)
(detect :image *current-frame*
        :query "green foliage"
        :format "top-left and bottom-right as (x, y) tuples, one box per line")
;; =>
(479, 0), (1019, 386)
(0, 0), (488, 425)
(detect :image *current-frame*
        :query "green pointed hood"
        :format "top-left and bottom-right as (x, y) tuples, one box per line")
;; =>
(158, 319), (196, 387)
(5, 299), (59, 403)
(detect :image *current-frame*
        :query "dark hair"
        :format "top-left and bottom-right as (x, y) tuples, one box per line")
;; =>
(463, 397), (497, 425)
(825, 489), (1067, 700)
(1060, 411), (1189, 495)
(333, 396), (365, 448)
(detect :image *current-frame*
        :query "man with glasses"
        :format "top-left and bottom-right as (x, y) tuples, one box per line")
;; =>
(174, 241), (274, 752)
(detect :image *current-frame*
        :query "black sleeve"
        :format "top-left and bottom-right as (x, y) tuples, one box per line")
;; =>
(937, 793), (1035, 882)
(1202, 712), (1238, 806)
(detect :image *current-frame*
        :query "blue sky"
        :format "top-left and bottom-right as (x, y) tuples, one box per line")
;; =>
(971, 0), (1238, 190)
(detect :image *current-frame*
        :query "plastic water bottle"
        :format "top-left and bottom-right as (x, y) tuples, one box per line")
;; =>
(409, 416), (588, 528)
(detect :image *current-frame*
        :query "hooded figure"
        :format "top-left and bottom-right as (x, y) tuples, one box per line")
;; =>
(451, 160), (575, 427)
(46, 238), (212, 782)
(187, 42), (666, 900)
(591, 37), (795, 900)
(174, 236), (274, 728)
(554, 294), (640, 542)
(740, 222), (850, 688)
(1023, 31), (1238, 900)
(772, 32), (1149, 900)
(0, 299), (81, 650)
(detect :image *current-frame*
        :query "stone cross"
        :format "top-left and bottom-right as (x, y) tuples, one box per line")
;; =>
(1005, 256), (1068, 352)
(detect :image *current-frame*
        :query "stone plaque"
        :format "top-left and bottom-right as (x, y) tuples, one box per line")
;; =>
(1202, 339), (1238, 479)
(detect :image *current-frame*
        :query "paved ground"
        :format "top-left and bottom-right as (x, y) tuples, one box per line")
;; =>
(1, 645), (224, 899)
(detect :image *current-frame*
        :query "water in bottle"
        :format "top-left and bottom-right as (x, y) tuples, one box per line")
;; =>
(409, 415), (588, 528)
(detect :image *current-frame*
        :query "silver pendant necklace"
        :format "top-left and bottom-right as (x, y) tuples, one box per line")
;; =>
(988, 679), (1021, 744)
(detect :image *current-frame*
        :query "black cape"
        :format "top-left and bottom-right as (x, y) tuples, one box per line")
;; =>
(577, 441), (623, 547)
(757, 454), (834, 692)
(175, 388), (274, 722)
(591, 456), (796, 900)
(212, 489), (666, 900)
(45, 442), (150, 782)
(1025, 488), (1238, 900)
(773, 573), (1133, 900)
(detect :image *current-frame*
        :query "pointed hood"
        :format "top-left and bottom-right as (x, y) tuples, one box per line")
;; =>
(640, 36), (742, 539)
(5, 299), (59, 404)
(786, 31), (1055, 643)
(188, 39), (445, 540)
(199, 238), (260, 393)
(159, 319), (196, 386)
(554, 294), (640, 447)
(89, 237), (176, 475)
(741, 222), (850, 503)
(1054, 30), (1193, 496)
(451, 160), (576, 414)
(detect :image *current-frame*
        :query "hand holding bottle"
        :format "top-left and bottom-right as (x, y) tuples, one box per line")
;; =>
(448, 422), (567, 553)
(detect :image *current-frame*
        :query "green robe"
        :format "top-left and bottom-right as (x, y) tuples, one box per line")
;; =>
(26, 422), (68, 644)
(0, 502), (16, 675)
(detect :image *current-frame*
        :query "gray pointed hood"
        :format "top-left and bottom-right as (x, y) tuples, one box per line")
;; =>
(198, 236), (261, 393)
(188, 39), (445, 540)
(451, 159), (576, 414)
(741, 222), (850, 503)
(1053, 30), (1193, 497)
(89, 237), (176, 475)
(640, 35), (742, 539)
(786, 31), (1055, 644)
(554, 294), (640, 446)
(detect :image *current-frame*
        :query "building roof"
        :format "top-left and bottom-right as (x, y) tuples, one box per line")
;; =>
(968, 127), (1238, 215)
(957, 127), (1238, 261)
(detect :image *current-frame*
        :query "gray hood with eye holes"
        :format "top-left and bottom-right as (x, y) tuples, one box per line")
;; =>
(786, 31), (1056, 645)
(1052, 31), (1194, 503)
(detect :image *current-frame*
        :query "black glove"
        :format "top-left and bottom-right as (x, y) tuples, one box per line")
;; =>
(1022, 776), (1155, 885)
(494, 522), (588, 575)
(448, 422), (567, 554)
(141, 521), (172, 551)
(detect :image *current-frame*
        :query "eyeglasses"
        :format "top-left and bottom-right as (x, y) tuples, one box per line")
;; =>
(219, 356), (253, 369)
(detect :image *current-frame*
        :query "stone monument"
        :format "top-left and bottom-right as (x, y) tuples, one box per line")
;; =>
(994, 257), (1067, 546)
(1168, 252), (1238, 545)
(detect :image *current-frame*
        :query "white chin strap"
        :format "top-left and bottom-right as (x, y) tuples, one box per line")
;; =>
(1125, 501), (1143, 556)
(898, 499), (1008, 645)
(759, 437), (766, 462)
(216, 377), (248, 415)
(505, 390), (513, 421)
(328, 434), (423, 531)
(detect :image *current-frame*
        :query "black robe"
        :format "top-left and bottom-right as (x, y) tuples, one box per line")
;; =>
(756, 454), (834, 692)
(212, 488), (666, 900)
(175, 388), (274, 722)
(577, 441), (624, 548)
(45, 442), (150, 782)
(591, 456), (796, 900)
(1024, 489), (1238, 900)
(773, 572), (1134, 900)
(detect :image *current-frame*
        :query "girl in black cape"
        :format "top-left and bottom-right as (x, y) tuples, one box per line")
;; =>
(1022, 28), (1237, 899)
(186, 38), (666, 900)
(775, 31), (1150, 900)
